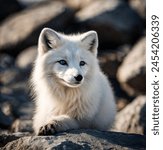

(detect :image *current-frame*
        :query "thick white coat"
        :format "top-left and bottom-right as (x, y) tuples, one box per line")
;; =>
(31, 28), (116, 134)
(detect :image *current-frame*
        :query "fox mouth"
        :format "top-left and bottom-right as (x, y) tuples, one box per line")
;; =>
(60, 79), (82, 88)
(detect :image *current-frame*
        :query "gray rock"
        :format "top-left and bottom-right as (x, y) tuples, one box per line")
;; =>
(0, 94), (18, 107)
(0, 95), (16, 129)
(0, 54), (29, 86)
(76, 0), (144, 48)
(1, 102), (13, 117)
(0, 129), (9, 135)
(0, 109), (13, 129)
(0, 1), (75, 56)
(0, 55), (34, 121)
(0, 91), (33, 121)
(65, 0), (93, 9)
(0, 55), (33, 120)
(129, 0), (146, 19)
(113, 95), (146, 134)
(99, 51), (120, 77)
(16, 46), (37, 69)
(0, 132), (30, 147)
(117, 37), (146, 96)
(0, 54), (15, 71)
(0, 0), (22, 22)
(116, 97), (130, 111)
(0, 67), (20, 85)
(2, 130), (145, 149)
(98, 45), (130, 77)
(11, 119), (33, 133)
(15, 102), (34, 120)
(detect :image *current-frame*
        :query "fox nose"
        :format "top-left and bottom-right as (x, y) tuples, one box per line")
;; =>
(74, 74), (83, 82)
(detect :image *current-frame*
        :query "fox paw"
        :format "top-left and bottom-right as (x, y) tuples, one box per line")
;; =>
(38, 121), (61, 136)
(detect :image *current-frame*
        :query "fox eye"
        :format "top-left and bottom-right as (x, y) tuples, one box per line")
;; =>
(58, 60), (68, 66)
(80, 61), (86, 66)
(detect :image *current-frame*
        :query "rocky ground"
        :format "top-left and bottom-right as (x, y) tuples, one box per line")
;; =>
(0, 0), (146, 149)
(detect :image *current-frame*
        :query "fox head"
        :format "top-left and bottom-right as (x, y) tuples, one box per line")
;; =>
(37, 28), (99, 88)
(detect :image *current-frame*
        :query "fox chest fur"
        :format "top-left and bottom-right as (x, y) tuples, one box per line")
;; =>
(39, 80), (100, 121)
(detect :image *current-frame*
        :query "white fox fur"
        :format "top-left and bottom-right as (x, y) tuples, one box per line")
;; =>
(31, 28), (116, 135)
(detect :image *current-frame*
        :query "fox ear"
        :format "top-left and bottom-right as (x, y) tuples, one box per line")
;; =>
(81, 31), (98, 56)
(38, 28), (62, 55)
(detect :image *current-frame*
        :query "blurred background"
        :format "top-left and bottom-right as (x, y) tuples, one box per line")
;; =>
(0, 0), (146, 136)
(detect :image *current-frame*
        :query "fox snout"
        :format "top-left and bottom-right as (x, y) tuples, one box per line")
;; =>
(74, 74), (83, 82)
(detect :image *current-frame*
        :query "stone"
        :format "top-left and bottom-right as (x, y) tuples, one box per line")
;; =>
(1, 102), (13, 117)
(0, 91), (33, 121)
(2, 129), (146, 149)
(0, 94), (18, 124)
(16, 46), (37, 69)
(0, 54), (15, 71)
(65, 0), (93, 9)
(113, 95), (146, 134)
(0, 1), (75, 56)
(117, 37), (146, 96)
(99, 51), (120, 77)
(0, 0), (22, 22)
(0, 54), (30, 88)
(129, 0), (146, 19)
(75, 0), (144, 48)
(11, 119), (33, 133)
(0, 129), (9, 135)
(0, 67), (20, 85)
(98, 45), (130, 78)
(116, 98), (130, 111)
(0, 132), (30, 148)
(0, 94), (18, 106)
(0, 108), (13, 129)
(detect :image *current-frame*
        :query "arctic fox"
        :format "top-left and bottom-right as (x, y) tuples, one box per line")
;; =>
(31, 28), (116, 135)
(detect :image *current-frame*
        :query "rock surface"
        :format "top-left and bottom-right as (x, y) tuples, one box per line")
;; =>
(0, 54), (15, 71)
(129, 0), (146, 19)
(0, 132), (30, 148)
(98, 45), (130, 78)
(11, 119), (33, 133)
(0, 1), (75, 56)
(117, 37), (146, 96)
(76, 0), (144, 48)
(0, 0), (22, 22)
(65, 0), (94, 9)
(1, 129), (146, 149)
(0, 109), (13, 129)
(15, 46), (37, 69)
(113, 95), (146, 134)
